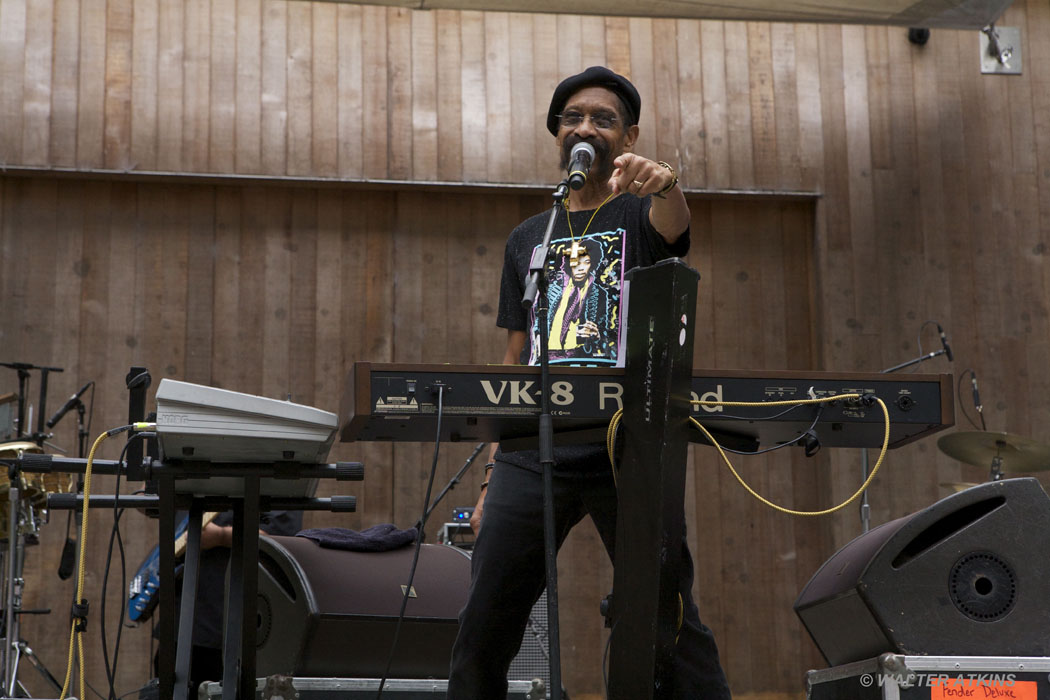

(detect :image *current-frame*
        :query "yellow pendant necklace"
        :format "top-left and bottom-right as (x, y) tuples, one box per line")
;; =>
(565, 191), (619, 265)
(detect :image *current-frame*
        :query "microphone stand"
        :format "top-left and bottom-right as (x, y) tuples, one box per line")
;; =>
(74, 401), (88, 459)
(9, 366), (30, 441)
(521, 178), (571, 700)
(415, 442), (486, 537)
(61, 400), (89, 582)
(858, 347), (949, 532)
(0, 362), (63, 445)
(880, 348), (947, 374)
(32, 367), (59, 449)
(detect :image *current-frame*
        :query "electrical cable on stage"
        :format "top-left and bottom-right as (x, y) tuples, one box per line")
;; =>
(704, 403), (828, 457)
(957, 368), (987, 431)
(99, 432), (155, 700)
(605, 394), (891, 517)
(100, 438), (131, 700)
(59, 422), (154, 700)
(375, 384), (446, 699)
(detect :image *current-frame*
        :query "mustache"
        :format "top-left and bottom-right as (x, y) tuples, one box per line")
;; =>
(560, 136), (613, 177)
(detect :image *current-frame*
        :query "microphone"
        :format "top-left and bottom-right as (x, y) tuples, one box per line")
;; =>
(936, 324), (954, 362)
(567, 142), (596, 190)
(57, 537), (76, 580)
(46, 381), (93, 429)
(972, 372), (983, 414)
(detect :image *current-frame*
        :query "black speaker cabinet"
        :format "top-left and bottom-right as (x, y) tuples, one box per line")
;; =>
(254, 535), (471, 679)
(794, 477), (1050, 666)
(507, 589), (550, 690)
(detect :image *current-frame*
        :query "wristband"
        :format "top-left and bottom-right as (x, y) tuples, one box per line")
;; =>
(653, 161), (679, 198)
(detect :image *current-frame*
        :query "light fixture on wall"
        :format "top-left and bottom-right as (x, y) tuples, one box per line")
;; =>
(980, 23), (1022, 74)
(907, 28), (931, 46)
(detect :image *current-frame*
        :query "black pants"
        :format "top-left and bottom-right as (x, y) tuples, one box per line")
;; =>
(447, 461), (731, 699)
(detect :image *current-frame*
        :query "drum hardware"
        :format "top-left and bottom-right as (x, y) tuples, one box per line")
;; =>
(2, 479), (38, 697)
(0, 362), (84, 592)
(0, 362), (64, 447)
(857, 320), (955, 533)
(0, 441), (67, 696)
(937, 430), (1050, 480)
(1, 364), (96, 671)
(0, 394), (16, 443)
(7, 639), (62, 696)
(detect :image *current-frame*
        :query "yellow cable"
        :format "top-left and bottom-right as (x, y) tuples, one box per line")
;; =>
(606, 410), (624, 488)
(693, 396), (890, 516)
(78, 631), (85, 700)
(61, 429), (109, 699)
(59, 626), (75, 700)
(605, 394), (891, 517)
(676, 593), (683, 643)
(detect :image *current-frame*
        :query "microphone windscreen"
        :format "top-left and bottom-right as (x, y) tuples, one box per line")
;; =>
(58, 538), (76, 580)
(571, 141), (595, 163)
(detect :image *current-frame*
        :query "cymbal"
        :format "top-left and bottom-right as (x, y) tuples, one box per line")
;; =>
(937, 431), (1050, 472)
(939, 481), (982, 493)
(0, 440), (42, 456)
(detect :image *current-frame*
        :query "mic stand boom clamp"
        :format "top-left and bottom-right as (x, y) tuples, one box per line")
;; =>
(856, 346), (950, 532)
(520, 179), (570, 700)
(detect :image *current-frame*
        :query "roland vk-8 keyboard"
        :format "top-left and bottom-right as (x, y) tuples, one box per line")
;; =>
(339, 362), (954, 451)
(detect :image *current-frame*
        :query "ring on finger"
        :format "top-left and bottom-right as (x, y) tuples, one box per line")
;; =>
(632, 179), (645, 190)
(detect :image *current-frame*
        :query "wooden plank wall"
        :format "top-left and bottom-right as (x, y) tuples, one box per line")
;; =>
(0, 181), (818, 698)
(1, 0), (1049, 697)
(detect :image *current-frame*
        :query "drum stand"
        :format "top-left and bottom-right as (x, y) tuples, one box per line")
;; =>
(1, 477), (61, 698)
(859, 345), (951, 532)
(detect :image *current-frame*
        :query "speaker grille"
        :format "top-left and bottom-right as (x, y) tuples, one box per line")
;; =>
(507, 590), (550, 691)
(949, 551), (1017, 621)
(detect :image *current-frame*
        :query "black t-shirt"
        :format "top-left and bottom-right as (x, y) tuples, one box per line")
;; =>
(495, 193), (690, 474)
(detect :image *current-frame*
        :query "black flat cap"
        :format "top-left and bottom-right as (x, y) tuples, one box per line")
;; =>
(546, 66), (641, 135)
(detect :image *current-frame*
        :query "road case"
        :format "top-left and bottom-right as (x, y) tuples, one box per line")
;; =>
(203, 676), (541, 699)
(807, 654), (1050, 700)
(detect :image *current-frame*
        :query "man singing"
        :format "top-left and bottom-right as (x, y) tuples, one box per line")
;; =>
(447, 66), (731, 699)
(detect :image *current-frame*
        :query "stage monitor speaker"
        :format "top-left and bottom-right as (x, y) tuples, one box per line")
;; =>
(254, 535), (471, 679)
(508, 589), (550, 691)
(794, 477), (1050, 666)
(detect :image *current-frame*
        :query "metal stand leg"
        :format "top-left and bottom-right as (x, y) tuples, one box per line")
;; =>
(4, 485), (22, 696)
(989, 455), (1003, 481)
(15, 639), (62, 694)
(0, 482), (60, 698)
(157, 475), (178, 699)
(860, 447), (871, 533)
(174, 506), (205, 700)
(0, 552), (8, 691)
(222, 476), (260, 700)
(7, 641), (25, 698)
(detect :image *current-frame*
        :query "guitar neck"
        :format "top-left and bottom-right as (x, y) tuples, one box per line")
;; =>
(173, 511), (220, 558)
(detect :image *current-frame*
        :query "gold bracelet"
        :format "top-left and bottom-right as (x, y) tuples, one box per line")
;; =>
(653, 161), (679, 198)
